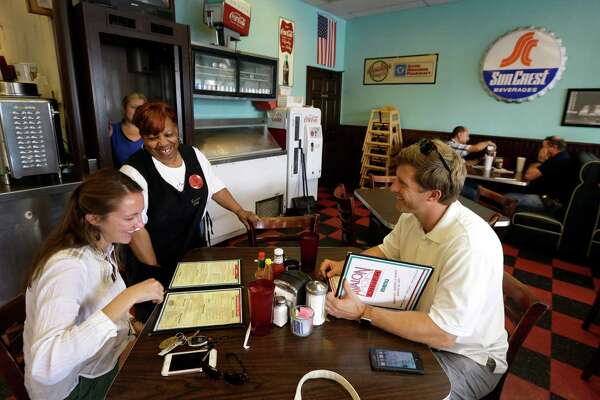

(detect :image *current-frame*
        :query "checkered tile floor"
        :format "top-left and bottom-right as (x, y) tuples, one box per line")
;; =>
(3, 187), (599, 400)
(223, 186), (600, 400)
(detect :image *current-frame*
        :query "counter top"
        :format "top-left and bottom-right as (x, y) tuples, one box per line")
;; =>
(193, 124), (286, 165)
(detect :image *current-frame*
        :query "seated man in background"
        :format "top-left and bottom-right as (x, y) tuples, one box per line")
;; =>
(321, 139), (508, 400)
(447, 126), (496, 199)
(447, 126), (496, 162)
(506, 136), (576, 214)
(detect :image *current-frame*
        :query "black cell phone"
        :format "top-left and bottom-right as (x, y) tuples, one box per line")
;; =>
(369, 348), (424, 374)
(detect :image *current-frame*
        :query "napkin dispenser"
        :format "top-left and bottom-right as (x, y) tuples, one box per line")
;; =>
(274, 270), (311, 307)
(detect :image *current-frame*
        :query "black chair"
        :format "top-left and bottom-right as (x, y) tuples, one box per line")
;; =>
(587, 208), (600, 268)
(511, 152), (600, 262)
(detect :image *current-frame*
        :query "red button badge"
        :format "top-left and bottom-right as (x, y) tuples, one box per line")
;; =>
(188, 174), (204, 189)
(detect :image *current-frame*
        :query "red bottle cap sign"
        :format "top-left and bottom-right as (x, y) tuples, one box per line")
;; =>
(188, 174), (204, 189)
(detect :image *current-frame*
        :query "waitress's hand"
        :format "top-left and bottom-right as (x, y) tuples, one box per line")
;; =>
(235, 209), (260, 229)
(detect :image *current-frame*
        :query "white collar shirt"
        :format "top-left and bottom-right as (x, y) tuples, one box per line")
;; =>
(379, 201), (508, 373)
(23, 245), (133, 400)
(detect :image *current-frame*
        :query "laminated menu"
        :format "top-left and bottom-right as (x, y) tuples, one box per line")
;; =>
(153, 288), (243, 333)
(168, 259), (241, 290)
(332, 253), (433, 311)
(152, 259), (243, 333)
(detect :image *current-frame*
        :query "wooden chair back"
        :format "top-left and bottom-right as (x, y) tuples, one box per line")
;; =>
(247, 215), (320, 247)
(333, 184), (356, 245)
(482, 272), (548, 400)
(487, 213), (501, 227)
(475, 185), (518, 218)
(0, 294), (29, 400)
(370, 175), (396, 189)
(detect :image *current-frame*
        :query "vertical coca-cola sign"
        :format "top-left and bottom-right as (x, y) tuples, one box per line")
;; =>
(278, 17), (295, 87)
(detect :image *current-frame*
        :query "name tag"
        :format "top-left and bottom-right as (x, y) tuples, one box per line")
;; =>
(191, 197), (201, 207)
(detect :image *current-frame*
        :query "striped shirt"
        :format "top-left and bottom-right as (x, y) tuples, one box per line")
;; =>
(447, 139), (471, 158)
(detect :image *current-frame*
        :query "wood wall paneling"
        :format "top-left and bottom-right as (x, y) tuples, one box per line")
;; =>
(325, 125), (600, 190)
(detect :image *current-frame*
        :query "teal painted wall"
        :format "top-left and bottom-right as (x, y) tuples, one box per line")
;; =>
(176, 0), (346, 120)
(341, 0), (600, 144)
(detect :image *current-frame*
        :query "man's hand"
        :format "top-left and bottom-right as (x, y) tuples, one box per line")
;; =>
(326, 280), (366, 321)
(235, 209), (260, 230)
(318, 259), (344, 279)
(537, 147), (549, 163)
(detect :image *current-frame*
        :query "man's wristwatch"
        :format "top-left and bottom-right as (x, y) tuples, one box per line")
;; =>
(359, 305), (374, 326)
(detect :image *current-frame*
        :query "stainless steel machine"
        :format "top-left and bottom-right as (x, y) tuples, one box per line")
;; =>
(0, 82), (62, 185)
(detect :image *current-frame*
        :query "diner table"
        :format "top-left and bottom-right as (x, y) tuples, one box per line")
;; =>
(466, 165), (528, 187)
(108, 247), (451, 400)
(354, 188), (510, 229)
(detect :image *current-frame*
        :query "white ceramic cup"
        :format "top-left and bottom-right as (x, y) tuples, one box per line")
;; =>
(484, 154), (494, 171)
(516, 157), (526, 172)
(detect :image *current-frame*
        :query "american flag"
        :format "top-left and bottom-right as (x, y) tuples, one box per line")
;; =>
(317, 14), (336, 68)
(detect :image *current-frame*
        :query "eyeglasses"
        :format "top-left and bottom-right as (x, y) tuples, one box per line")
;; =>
(202, 351), (248, 385)
(418, 138), (452, 176)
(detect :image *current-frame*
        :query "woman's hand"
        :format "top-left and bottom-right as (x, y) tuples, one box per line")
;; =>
(318, 259), (344, 279)
(103, 279), (164, 323)
(235, 209), (260, 230)
(125, 278), (165, 305)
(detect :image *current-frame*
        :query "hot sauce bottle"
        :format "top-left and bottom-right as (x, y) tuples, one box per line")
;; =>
(273, 248), (285, 279)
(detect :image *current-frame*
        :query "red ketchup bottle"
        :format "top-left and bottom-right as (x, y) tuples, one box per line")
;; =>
(272, 248), (285, 279)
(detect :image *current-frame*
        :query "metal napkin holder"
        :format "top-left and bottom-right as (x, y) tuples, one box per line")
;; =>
(274, 270), (311, 307)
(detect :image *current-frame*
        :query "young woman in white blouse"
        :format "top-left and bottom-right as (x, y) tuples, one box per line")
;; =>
(23, 169), (164, 400)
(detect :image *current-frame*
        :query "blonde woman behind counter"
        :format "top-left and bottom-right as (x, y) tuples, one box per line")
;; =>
(23, 170), (164, 400)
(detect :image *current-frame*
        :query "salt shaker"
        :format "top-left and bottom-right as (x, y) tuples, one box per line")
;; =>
(306, 280), (328, 326)
(273, 296), (288, 327)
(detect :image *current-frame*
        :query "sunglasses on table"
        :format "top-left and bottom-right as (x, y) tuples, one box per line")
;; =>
(418, 138), (452, 176)
(202, 351), (248, 385)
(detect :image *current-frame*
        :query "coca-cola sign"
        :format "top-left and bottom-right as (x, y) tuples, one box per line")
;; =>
(223, 0), (251, 36)
(278, 17), (295, 87)
(280, 20), (294, 54)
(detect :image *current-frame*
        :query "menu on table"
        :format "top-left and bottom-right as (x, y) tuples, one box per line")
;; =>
(169, 259), (241, 290)
(153, 288), (243, 333)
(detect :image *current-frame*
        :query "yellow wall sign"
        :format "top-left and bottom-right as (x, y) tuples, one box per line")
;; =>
(363, 54), (438, 85)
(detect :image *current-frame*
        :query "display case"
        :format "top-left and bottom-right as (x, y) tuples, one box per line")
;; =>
(192, 44), (277, 100)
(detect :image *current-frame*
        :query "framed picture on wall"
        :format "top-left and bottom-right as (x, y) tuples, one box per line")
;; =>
(363, 54), (438, 85)
(27, 0), (53, 17)
(562, 89), (600, 127)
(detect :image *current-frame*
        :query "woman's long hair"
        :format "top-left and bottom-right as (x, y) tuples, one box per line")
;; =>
(26, 169), (142, 286)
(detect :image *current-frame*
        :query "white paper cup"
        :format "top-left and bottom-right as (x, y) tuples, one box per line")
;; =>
(516, 157), (526, 172)
(484, 155), (494, 171)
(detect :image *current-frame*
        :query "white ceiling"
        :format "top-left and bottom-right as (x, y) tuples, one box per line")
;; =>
(302, 0), (460, 19)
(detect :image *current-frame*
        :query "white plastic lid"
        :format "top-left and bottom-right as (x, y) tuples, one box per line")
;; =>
(274, 248), (284, 256)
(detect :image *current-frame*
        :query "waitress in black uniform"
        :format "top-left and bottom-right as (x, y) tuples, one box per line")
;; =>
(120, 102), (258, 302)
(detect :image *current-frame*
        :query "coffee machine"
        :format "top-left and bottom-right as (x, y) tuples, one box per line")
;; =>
(0, 82), (62, 185)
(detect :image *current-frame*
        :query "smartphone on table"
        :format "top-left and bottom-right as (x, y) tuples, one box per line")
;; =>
(161, 349), (208, 377)
(369, 348), (424, 374)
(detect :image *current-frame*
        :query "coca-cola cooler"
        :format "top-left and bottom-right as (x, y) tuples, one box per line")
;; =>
(267, 106), (323, 211)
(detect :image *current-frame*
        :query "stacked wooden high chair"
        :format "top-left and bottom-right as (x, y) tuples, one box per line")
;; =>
(359, 106), (403, 188)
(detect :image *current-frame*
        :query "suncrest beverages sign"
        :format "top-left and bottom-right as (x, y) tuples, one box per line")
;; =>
(481, 27), (566, 102)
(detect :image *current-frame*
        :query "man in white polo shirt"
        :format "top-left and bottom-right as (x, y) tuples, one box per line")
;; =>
(321, 139), (507, 400)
